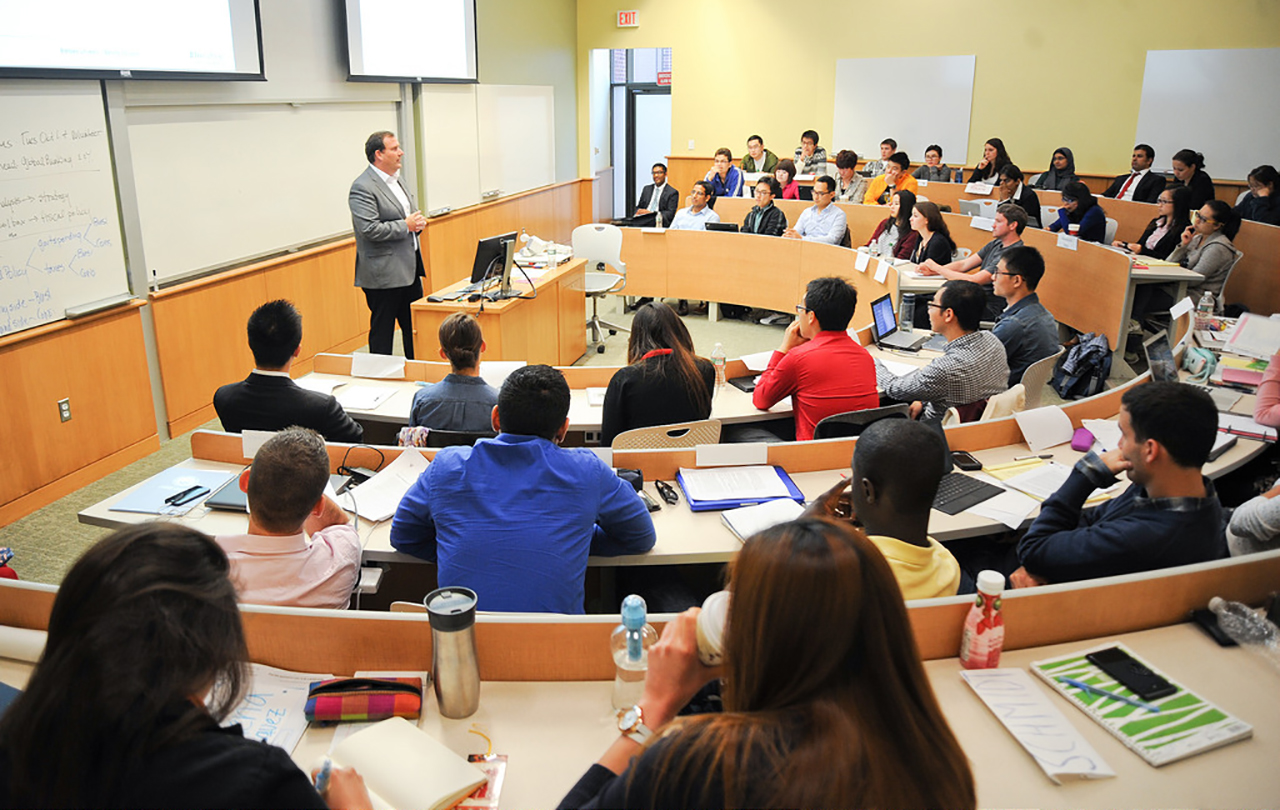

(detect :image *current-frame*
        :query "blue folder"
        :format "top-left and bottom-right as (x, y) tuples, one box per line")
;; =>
(676, 465), (806, 512)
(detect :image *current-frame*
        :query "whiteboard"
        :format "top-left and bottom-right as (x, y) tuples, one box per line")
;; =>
(476, 85), (556, 197)
(0, 80), (129, 338)
(1135, 49), (1280, 181)
(832, 56), (975, 166)
(419, 84), (481, 213)
(127, 101), (396, 282)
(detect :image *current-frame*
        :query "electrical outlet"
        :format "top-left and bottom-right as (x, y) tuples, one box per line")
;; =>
(688, 139), (695, 150)
(58, 398), (71, 422)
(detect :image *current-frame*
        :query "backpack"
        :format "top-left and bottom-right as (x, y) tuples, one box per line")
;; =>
(1051, 332), (1112, 399)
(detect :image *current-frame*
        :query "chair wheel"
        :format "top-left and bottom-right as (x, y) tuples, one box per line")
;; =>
(597, 345), (606, 354)
(608, 329), (617, 336)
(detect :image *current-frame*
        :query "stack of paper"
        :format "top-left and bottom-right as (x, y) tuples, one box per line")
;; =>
(721, 498), (805, 541)
(351, 449), (430, 521)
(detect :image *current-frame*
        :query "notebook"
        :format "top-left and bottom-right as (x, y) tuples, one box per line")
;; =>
(720, 498), (805, 541)
(328, 717), (487, 810)
(1031, 643), (1253, 767)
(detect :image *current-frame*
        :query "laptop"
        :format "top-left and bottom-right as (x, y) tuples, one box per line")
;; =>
(705, 222), (739, 233)
(869, 294), (928, 351)
(1143, 329), (1242, 412)
(204, 473), (353, 513)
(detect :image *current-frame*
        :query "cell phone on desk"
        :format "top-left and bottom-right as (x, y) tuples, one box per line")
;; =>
(639, 491), (661, 512)
(951, 451), (983, 471)
(1085, 647), (1177, 700)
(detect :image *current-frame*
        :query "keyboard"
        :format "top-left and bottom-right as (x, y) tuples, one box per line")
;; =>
(932, 472), (1005, 515)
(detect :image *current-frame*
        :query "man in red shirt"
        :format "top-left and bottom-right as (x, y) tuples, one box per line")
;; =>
(752, 276), (879, 440)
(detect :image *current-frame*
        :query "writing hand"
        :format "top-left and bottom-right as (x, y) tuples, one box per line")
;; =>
(312, 765), (373, 810)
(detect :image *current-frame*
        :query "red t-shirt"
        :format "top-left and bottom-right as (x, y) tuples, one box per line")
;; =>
(752, 331), (879, 440)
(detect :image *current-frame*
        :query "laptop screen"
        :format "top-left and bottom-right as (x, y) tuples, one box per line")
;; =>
(1143, 330), (1179, 383)
(870, 294), (898, 341)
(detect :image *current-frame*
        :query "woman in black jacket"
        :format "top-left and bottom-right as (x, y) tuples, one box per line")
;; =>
(966, 137), (1010, 183)
(1114, 185), (1191, 258)
(1170, 148), (1215, 209)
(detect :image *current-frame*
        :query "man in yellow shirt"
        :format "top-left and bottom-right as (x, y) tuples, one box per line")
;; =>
(863, 152), (920, 206)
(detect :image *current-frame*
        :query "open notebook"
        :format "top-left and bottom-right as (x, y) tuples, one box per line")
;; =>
(329, 717), (486, 810)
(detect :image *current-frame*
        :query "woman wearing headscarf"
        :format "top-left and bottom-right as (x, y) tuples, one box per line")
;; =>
(1033, 147), (1077, 191)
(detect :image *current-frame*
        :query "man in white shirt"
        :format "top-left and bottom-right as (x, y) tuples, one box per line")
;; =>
(1103, 144), (1164, 204)
(215, 428), (361, 609)
(669, 181), (721, 230)
(784, 175), (847, 244)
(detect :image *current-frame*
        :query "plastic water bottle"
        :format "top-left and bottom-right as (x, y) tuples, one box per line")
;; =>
(1195, 290), (1215, 331)
(1209, 597), (1280, 672)
(953, 166), (964, 183)
(611, 595), (658, 710)
(711, 342), (727, 393)
(959, 570), (1005, 669)
(899, 294), (915, 333)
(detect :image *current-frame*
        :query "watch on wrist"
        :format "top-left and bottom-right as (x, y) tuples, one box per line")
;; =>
(617, 704), (653, 745)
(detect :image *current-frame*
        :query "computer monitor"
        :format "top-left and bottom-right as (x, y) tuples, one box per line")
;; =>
(470, 231), (519, 298)
(869, 293), (899, 341)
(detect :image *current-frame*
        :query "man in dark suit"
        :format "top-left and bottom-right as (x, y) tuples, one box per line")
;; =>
(633, 162), (679, 227)
(1102, 144), (1165, 204)
(213, 300), (364, 443)
(349, 130), (427, 358)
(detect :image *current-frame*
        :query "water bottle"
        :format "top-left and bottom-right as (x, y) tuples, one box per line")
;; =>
(1209, 597), (1280, 672)
(954, 166), (964, 183)
(711, 342), (727, 393)
(611, 595), (658, 710)
(899, 294), (915, 333)
(1195, 290), (1215, 331)
(959, 570), (1005, 669)
(424, 587), (481, 718)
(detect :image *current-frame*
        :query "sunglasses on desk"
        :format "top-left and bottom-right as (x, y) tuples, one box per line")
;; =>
(654, 480), (680, 505)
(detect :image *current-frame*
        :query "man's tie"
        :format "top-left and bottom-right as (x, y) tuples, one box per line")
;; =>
(1117, 172), (1138, 199)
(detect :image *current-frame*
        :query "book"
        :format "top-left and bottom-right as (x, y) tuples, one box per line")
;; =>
(720, 497), (805, 541)
(1030, 643), (1253, 767)
(329, 717), (487, 810)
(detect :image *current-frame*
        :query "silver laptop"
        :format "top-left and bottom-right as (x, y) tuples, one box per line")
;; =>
(958, 199), (984, 217)
(1143, 329), (1241, 411)
(870, 294), (928, 351)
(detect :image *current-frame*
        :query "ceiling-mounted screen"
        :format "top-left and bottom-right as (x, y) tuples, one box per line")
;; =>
(0, 0), (264, 80)
(345, 0), (477, 83)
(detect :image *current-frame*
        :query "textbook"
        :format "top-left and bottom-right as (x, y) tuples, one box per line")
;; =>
(1031, 643), (1252, 767)
(329, 717), (487, 810)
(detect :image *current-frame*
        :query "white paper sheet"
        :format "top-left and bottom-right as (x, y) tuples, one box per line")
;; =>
(1219, 411), (1278, 440)
(1056, 233), (1079, 251)
(241, 429), (274, 459)
(971, 216), (995, 231)
(1001, 462), (1073, 501)
(586, 387), (607, 407)
(1013, 406), (1074, 452)
(335, 385), (395, 411)
(960, 669), (1114, 784)
(695, 443), (769, 467)
(220, 663), (333, 755)
(351, 354), (407, 379)
(878, 359), (918, 377)
(964, 181), (994, 195)
(966, 489), (1039, 529)
(478, 360), (527, 388)
(854, 250), (871, 272)
(678, 465), (788, 501)
(1225, 312), (1280, 360)
(1081, 419), (1122, 452)
(296, 377), (342, 395)
(1169, 296), (1195, 321)
(721, 498), (805, 540)
(351, 448), (430, 522)
(873, 259), (890, 283)
(740, 350), (774, 372)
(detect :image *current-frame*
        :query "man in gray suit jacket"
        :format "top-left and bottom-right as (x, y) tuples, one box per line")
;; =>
(349, 131), (427, 358)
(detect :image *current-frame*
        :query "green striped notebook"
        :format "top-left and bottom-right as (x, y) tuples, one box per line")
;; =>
(1031, 643), (1253, 767)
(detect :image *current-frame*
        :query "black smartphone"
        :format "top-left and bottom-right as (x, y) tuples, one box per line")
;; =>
(951, 451), (983, 471)
(1189, 609), (1237, 647)
(639, 491), (661, 513)
(1085, 647), (1177, 700)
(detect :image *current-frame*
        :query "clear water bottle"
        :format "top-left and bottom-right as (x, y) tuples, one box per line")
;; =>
(959, 570), (1005, 669)
(1209, 597), (1280, 672)
(899, 293), (915, 333)
(1195, 290), (1215, 331)
(611, 595), (658, 710)
(711, 342), (727, 393)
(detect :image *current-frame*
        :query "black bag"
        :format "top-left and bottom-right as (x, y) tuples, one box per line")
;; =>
(1051, 332), (1112, 400)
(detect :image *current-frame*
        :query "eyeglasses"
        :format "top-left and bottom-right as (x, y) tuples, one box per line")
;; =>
(1157, 198), (1173, 205)
(795, 305), (810, 316)
(1194, 212), (1215, 224)
(812, 188), (830, 196)
(926, 302), (944, 310)
(992, 271), (1022, 278)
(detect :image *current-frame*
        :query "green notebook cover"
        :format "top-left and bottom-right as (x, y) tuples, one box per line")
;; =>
(1030, 642), (1252, 767)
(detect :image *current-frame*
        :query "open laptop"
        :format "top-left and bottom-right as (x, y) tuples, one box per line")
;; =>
(1143, 329), (1242, 412)
(869, 294), (928, 351)
(958, 199), (984, 217)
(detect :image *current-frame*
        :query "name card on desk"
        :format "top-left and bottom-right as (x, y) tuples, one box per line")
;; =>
(1056, 233), (1079, 251)
(242, 429), (274, 459)
(854, 250), (872, 273)
(873, 259), (891, 284)
(964, 181), (994, 195)
(1169, 296), (1194, 321)
(696, 443), (768, 467)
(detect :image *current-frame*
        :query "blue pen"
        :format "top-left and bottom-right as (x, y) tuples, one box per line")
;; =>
(1056, 677), (1162, 712)
(314, 757), (333, 795)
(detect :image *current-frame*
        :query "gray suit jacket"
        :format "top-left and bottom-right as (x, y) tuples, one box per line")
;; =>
(349, 165), (420, 289)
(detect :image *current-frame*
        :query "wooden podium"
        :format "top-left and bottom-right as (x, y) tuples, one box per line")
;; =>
(411, 258), (586, 366)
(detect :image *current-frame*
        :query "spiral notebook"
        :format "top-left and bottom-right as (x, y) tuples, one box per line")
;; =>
(1030, 643), (1252, 767)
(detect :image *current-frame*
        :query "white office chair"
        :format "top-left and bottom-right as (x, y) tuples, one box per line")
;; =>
(1104, 217), (1119, 245)
(571, 223), (629, 353)
(953, 247), (973, 261)
(1019, 348), (1065, 410)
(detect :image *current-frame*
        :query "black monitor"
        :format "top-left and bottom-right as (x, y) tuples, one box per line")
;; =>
(470, 231), (517, 285)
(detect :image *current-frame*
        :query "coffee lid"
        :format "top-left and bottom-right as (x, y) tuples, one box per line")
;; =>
(425, 586), (477, 631)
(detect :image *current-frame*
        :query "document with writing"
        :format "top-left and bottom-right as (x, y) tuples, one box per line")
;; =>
(336, 385), (395, 411)
(678, 466), (790, 501)
(219, 663), (333, 755)
(352, 448), (429, 522)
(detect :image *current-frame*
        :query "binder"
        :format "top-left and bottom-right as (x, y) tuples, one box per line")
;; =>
(676, 465), (805, 512)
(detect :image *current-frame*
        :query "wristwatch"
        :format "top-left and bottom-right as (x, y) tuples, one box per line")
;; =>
(616, 704), (653, 745)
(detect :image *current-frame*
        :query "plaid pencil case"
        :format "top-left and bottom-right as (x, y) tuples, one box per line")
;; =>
(304, 677), (423, 722)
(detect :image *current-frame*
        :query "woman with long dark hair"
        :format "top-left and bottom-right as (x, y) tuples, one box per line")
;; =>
(966, 137), (1010, 183)
(1114, 185), (1192, 258)
(600, 301), (714, 445)
(1048, 180), (1107, 243)
(909, 201), (957, 265)
(560, 518), (976, 809)
(0, 524), (370, 808)
(1170, 199), (1242, 307)
(866, 189), (920, 259)
(1234, 164), (1280, 225)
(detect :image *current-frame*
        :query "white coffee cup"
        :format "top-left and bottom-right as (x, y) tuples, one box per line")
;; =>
(695, 590), (730, 666)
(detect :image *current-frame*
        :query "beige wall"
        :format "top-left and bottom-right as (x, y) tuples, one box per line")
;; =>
(574, 0), (1280, 179)
(479, 0), (578, 183)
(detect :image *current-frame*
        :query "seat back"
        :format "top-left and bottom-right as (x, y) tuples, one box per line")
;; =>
(611, 419), (722, 450)
(1020, 348), (1065, 410)
(1104, 217), (1119, 245)
(1218, 247), (1245, 311)
(958, 199), (983, 217)
(979, 384), (1026, 420)
(812, 403), (910, 439)
(426, 429), (497, 448)
(572, 223), (627, 297)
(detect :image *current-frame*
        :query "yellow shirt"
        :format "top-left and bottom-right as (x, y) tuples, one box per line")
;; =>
(867, 534), (961, 599)
(862, 173), (920, 206)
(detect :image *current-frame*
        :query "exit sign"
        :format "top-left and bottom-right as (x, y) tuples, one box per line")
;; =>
(617, 10), (638, 27)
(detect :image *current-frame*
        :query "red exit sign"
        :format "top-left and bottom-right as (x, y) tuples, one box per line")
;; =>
(617, 10), (638, 27)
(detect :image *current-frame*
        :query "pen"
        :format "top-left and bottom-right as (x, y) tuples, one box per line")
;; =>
(1056, 677), (1162, 712)
(314, 756), (333, 795)
(1013, 454), (1053, 461)
(164, 485), (202, 505)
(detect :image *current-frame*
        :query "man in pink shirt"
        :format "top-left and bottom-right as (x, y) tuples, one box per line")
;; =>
(216, 428), (361, 609)
(752, 277), (880, 440)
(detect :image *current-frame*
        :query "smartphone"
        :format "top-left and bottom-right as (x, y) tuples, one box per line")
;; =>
(1085, 647), (1177, 700)
(639, 491), (661, 513)
(951, 451), (983, 471)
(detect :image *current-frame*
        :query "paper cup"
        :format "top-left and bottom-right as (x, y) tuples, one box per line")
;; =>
(696, 590), (730, 666)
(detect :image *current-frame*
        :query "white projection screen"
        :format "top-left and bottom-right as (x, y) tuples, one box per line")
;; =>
(345, 0), (477, 82)
(1135, 48), (1280, 180)
(0, 0), (264, 79)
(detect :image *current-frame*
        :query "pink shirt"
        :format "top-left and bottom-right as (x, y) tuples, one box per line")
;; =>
(1255, 353), (1280, 429)
(216, 524), (361, 609)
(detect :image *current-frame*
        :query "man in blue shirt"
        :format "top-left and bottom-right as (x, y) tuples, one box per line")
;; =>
(990, 246), (1060, 386)
(409, 312), (499, 432)
(391, 365), (656, 613)
(704, 147), (743, 199)
(784, 175), (847, 245)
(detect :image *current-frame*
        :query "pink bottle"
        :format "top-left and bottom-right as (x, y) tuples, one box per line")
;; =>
(959, 570), (1005, 669)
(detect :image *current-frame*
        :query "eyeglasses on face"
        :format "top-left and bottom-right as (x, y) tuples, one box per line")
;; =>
(1194, 212), (1215, 224)
(795, 305), (810, 315)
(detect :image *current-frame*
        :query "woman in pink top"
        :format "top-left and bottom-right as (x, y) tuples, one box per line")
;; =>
(1255, 352), (1280, 428)
(775, 158), (801, 200)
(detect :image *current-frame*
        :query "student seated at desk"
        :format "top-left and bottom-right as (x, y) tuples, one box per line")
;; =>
(668, 181), (721, 231)
(908, 201), (957, 266)
(861, 138), (895, 178)
(213, 299), (364, 443)
(741, 177), (787, 236)
(1048, 181), (1106, 243)
(865, 189), (919, 259)
(391, 366), (656, 614)
(1228, 479), (1280, 556)
(215, 428), (361, 610)
(774, 158), (801, 200)
(833, 149), (868, 203)
(863, 152), (918, 206)
(875, 280), (1009, 424)
(410, 312), (499, 433)
(600, 302), (714, 446)
(740, 134), (779, 174)
(991, 246), (1060, 387)
(0, 524), (370, 809)
(784, 175), (847, 245)
(918, 202), (1027, 322)
(912, 143), (950, 182)
(792, 129), (828, 176)
(559, 518), (975, 810)
(704, 147), (744, 199)
(1169, 148), (1215, 210)
(807, 420), (964, 598)
(1011, 382), (1226, 588)
(966, 137), (1010, 184)
(1234, 164), (1280, 226)
(1113, 185), (1191, 259)
(996, 164), (1041, 229)
(752, 277), (879, 441)
(1031, 147), (1077, 192)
